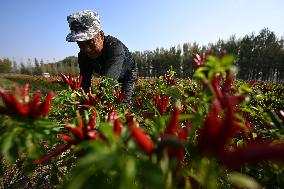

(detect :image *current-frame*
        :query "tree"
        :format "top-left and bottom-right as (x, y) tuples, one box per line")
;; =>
(237, 28), (284, 81)
(0, 58), (12, 73)
(33, 58), (42, 75)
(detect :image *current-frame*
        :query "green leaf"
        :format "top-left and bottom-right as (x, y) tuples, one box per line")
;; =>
(98, 122), (116, 142)
(228, 172), (261, 189)
(220, 55), (235, 68)
(1, 130), (16, 162)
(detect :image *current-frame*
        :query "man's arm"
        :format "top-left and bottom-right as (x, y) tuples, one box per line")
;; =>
(104, 44), (125, 80)
(78, 52), (93, 92)
(105, 44), (137, 104)
(121, 67), (137, 104)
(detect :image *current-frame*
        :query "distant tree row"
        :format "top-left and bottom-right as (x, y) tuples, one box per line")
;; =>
(133, 28), (284, 81)
(1, 28), (283, 81)
(0, 56), (79, 76)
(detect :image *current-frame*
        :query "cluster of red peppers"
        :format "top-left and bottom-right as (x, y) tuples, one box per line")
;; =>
(163, 72), (177, 86)
(155, 93), (172, 115)
(161, 106), (190, 170)
(79, 90), (100, 110)
(0, 84), (55, 119)
(36, 106), (188, 168)
(193, 51), (284, 169)
(36, 110), (154, 164)
(192, 49), (227, 68)
(112, 89), (125, 103)
(60, 73), (82, 90)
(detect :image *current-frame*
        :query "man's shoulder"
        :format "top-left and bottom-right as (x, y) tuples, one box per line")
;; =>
(104, 35), (124, 50)
(104, 35), (131, 56)
(105, 35), (122, 45)
(104, 35), (125, 55)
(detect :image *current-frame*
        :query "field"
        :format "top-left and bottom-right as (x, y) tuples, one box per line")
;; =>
(0, 55), (284, 189)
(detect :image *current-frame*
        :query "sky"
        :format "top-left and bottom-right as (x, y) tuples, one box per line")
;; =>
(0, 0), (283, 64)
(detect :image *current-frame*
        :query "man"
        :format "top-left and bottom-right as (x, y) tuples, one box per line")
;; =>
(66, 10), (137, 104)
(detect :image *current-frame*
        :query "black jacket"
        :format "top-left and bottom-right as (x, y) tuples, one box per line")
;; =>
(78, 35), (137, 102)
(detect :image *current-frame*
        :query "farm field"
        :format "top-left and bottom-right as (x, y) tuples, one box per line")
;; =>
(0, 55), (284, 189)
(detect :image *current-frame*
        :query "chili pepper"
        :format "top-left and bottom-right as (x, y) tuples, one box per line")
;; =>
(87, 130), (97, 140)
(28, 91), (41, 119)
(68, 73), (73, 84)
(135, 97), (143, 108)
(66, 127), (84, 142)
(128, 120), (154, 155)
(222, 72), (233, 94)
(108, 111), (123, 137)
(9, 94), (29, 117)
(60, 73), (71, 85)
(211, 75), (224, 101)
(155, 94), (171, 115)
(113, 119), (123, 137)
(35, 144), (71, 164)
(221, 142), (284, 169)
(192, 52), (206, 67)
(164, 107), (180, 136)
(39, 91), (55, 116)
(88, 108), (96, 130)
(57, 134), (74, 144)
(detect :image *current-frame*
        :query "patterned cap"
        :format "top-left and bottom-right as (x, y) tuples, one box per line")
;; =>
(66, 10), (101, 42)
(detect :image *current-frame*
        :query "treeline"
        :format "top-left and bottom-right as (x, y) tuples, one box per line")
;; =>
(0, 56), (79, 76)
(1, 28), (283, 81)
(133, 28), (284, 81)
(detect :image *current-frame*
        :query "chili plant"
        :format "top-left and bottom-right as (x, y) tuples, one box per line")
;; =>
(0, 84), (58, 168)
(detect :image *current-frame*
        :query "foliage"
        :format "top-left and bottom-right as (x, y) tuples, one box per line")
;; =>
(0, 58), (12, 73)
(0, 53), (284, 188)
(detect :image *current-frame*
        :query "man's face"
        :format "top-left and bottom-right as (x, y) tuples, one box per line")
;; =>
(77, 32), (104, 59)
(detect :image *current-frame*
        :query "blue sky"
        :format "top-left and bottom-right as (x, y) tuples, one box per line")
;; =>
(0, 0), (283, 63)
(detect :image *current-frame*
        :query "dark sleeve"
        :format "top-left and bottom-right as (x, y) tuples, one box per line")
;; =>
(105, 44), (137, 104)
(78, 52), (93, 92)
(104, 44), (125, 80)
(121, 61), (137, 104)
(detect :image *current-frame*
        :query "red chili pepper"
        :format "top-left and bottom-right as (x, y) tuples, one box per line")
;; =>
(135, 97), (143, 108)
(113, 119), (123, 137)
(87, 130), (97, 140)
(57, 134), (74, 144)
(192, 52), (206, 67)
(88, 108), (97, 130)
(155, 93), (160, 108)
(222, 72), (233, 94)
(28, 91), (41, 119)
(221, 142), (284, 169)
(88, 92), (98, 105)
(66, 127), (84, 142)
(197, 100), (223, 156)
(39, 91), (55, 116)
(128, 121), (154, 155)
(76, 74), (82, 89)
(9, 94), (29, 117)
(108, 111), (123, 137)
(108, 111), (119, 121)
(178, 126), (189, 142)
(164, 107), (180, 136)
(60, 73), (71, 85)
(68, 73), (73, 84)
(35, 143), (71, 164)
(14, 83), (29, 102)
(211, 75), (224, 101)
